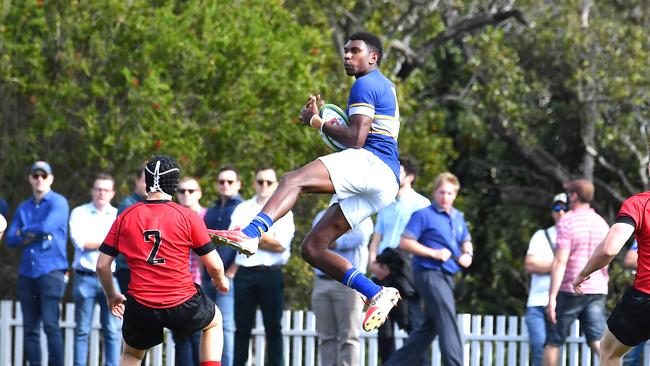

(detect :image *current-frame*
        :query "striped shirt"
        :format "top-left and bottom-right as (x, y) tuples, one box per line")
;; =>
(556, 207), (609, 294)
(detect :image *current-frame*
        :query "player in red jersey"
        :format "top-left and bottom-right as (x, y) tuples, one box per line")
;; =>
(573, 164), (650, 366)
(96, 155), (229, 366)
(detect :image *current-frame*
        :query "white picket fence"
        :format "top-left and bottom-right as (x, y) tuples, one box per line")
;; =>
(1, 300), (645, 366)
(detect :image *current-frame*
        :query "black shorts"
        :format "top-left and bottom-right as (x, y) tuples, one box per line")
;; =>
(607, 286), (650, 347)
(122, 283), (216, 350)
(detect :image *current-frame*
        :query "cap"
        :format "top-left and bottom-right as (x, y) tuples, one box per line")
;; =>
(30, 161), (53, 175)
(552, 192), (567, 204)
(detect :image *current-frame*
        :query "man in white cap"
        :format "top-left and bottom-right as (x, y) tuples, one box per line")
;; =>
(524, 193), (568, 366)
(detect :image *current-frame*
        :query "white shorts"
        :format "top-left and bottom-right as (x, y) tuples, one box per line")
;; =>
(318, 148), (398, 228)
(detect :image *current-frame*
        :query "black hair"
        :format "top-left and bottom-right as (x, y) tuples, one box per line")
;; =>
(217, 165), (239, 180)
(399, 156), (420, 181)
(349, 32), (383, 66)
(255, 165), (275, 174)
(145, 155), (180, 196)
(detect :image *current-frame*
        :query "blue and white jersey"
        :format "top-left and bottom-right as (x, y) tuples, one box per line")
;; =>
(347, 69), (400, 180)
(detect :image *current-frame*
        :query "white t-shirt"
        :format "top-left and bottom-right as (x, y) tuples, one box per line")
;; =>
(526, 226), (556, 307)
(230, 196), (295, 267)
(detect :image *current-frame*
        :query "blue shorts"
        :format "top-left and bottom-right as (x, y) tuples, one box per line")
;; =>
(545, 292), (606, 346)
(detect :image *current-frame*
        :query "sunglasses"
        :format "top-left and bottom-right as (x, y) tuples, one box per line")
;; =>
(178, 189), (198, 194)
(218, 179), (235, 185)
(31, 173), (48, 180)
(256, 179), (276, 186)
(552, 203), (568, 212)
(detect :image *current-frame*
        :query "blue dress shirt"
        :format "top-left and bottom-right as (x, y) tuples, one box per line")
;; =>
(404, 203), (471, 275)
(5, 191), (69, 278)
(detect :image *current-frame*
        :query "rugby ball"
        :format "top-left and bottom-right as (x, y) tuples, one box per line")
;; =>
(318, 104), (350, 151)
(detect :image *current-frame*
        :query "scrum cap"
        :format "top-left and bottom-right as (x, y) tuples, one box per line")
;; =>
(145, 155), (180, 196)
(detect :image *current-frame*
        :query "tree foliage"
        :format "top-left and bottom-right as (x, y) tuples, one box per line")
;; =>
(2, 0), (648, 314)
(0, 0), (347, 306)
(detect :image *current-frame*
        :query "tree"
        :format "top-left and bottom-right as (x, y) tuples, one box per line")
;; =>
(0, 0), (338, 306)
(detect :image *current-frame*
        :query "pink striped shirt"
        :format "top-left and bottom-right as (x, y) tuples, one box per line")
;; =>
(556, 207), (609, 294)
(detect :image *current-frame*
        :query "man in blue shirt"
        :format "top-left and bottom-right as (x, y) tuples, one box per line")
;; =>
(384, 172), (474, 366)
(202, 165), (243, 366)
(368, 156), (430, 364)
(5, 161), (69, 366)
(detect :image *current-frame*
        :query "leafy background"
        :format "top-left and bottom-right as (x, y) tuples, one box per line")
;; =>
(1, 0), (648, 313)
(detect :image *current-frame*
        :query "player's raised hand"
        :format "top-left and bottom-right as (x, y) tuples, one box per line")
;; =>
(300, 94), (325, 126)
(107, 292), (127, 319)
(213, 274), (230, 294)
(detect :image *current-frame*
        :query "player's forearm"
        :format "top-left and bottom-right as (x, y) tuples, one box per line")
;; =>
(201, 251), (226, 279)
(548, 260), (566, 299)
(96, 253), (117, 296)
(400, 236), (439, 259)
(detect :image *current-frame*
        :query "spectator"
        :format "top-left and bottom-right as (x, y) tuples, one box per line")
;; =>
(5, 161), (69, 366)
(202, 166), (243, 366)
(524, 193), (568, 366)
(311, 209), (372, 366)
(115, 165), (147, 296)
(70, 173), (120, 366)
(544, 179), (609, 365)
(383, 172), (474, 366)
(230, 167), (295, 366)
(96, 155), (229, 365)
(621, 241), (645, 366)
(367, 156), (430, 364)
(173, 176), (208, 366)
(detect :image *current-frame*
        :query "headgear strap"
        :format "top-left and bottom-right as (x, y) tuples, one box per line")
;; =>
(145, 160), (180, 194)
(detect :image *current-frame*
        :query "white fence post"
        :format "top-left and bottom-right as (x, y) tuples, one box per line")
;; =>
(0, 301), (608, 366)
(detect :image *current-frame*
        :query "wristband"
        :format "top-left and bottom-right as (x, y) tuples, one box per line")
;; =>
(309, 114), (318, 127)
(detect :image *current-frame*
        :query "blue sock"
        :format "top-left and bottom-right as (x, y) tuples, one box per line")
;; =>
(241, 212), (274, 238)
(342, 268), (382, 299)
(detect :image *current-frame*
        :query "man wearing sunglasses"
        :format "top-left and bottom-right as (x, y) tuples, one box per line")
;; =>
(544, 180), (609, 365)
(524, 193), (567, 366)
(229, 167), (295, 366)
(202, 166), (243, 366)
(5, 161), (70, 366)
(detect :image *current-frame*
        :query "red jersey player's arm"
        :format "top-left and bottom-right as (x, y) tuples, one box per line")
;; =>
(200, 250), (229, 294)
(96, 252), (126, 318)
(573, 222), (635, 294)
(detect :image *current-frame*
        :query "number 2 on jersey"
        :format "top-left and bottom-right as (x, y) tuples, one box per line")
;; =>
(144, 230), (166, 265)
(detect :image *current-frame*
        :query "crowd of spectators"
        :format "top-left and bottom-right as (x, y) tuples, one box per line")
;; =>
(1, 159), (646, 365)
